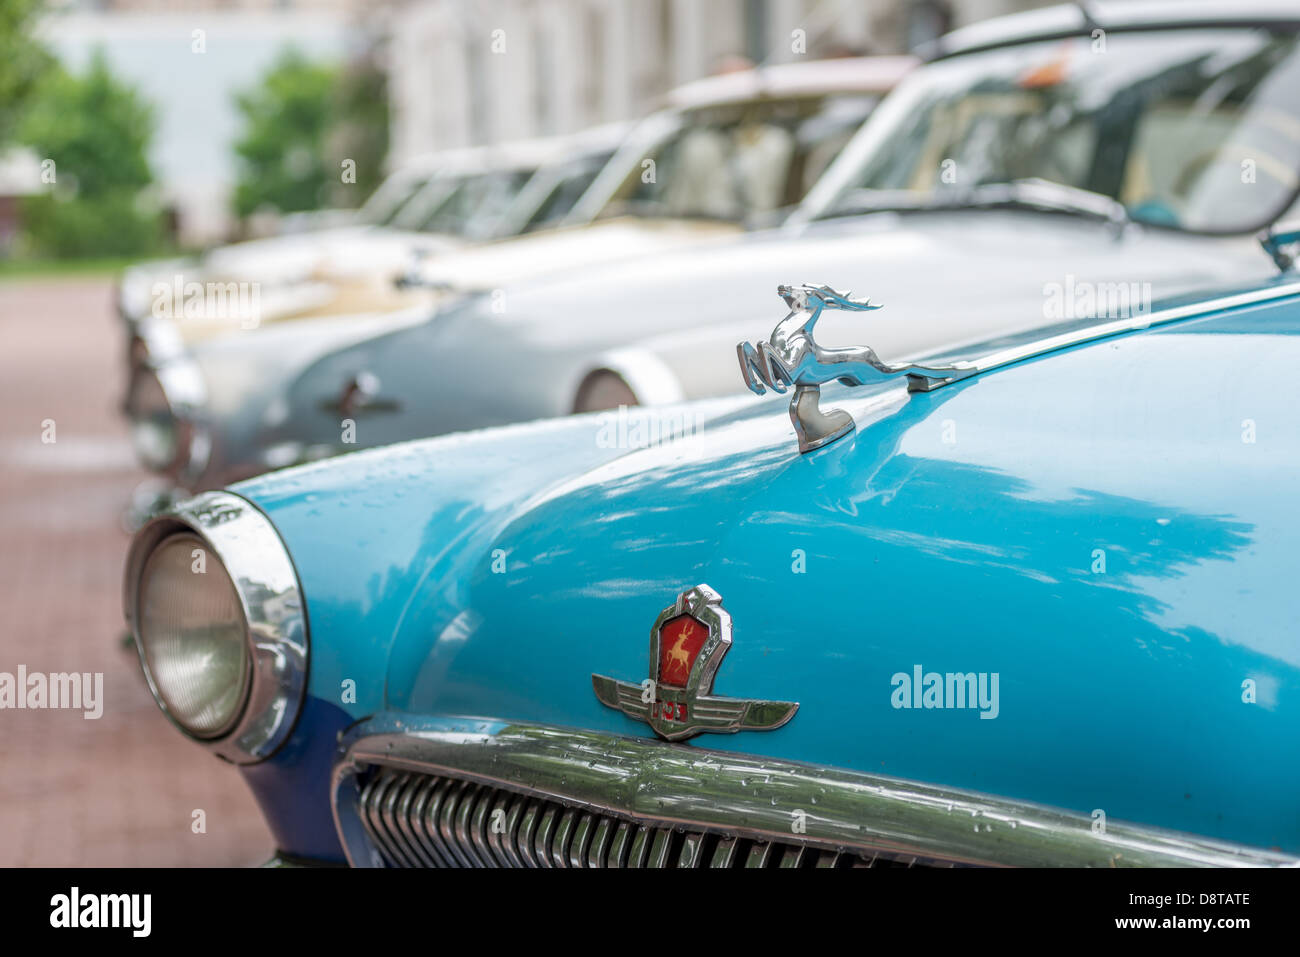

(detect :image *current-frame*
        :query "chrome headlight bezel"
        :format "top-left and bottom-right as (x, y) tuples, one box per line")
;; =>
(125, 356), (211, 482)
(123, 490), (309, 764)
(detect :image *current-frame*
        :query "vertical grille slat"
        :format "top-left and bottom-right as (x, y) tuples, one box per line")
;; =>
(626, 825), (652, 868)
(352, 764), (943, 868)
(677, 832), (707, 867)
(709, 836), (739, 868)
(551, 808), (578, 868)
(587, 816), (613, 868)
(745, 841), (774, 868)
(533, 806), (558, 869)
(397, 775), (439, 868)
(438, 780), (475, 868)
(515, 800), (542, 868)
(495, 794), (526, 868)
(467, 786), (499, 867)
(779, 845), (806, 868)
(418, 776), (457, 868)
(606, 821), (632, 868)
(377, 773), (422, 867)
(645, 829), (674, 868)
(453, 784), (487, 867)
(569, 813), (596, 868)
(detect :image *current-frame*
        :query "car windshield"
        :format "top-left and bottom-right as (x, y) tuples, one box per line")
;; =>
(356, 170), (435, 227)
(598, 92), (881, 223)
(806, 28), (1300, 234)
(389, 168), (534, 236)
(520, 151), (614, 232)
(441, 168), (536, 239)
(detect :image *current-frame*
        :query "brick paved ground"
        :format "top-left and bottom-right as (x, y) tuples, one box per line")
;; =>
(0, 278), (271, 866)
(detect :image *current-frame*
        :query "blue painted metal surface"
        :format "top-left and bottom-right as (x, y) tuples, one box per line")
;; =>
(235, 287), (1300, 857)
(239, 695), (352, 862)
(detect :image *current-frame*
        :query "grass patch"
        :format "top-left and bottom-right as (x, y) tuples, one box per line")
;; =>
(0, 257), (143, 281)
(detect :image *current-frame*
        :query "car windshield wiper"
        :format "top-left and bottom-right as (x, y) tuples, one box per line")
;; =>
(821, 178), (1129, 227)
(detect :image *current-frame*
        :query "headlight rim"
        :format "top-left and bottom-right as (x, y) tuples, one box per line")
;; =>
(124, 490), (309, 764)
(125, 357), (211, 482)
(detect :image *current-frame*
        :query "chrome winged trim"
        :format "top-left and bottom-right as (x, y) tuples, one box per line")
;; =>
(592, 583), (798, 741)
(331, 714), (1297, 868)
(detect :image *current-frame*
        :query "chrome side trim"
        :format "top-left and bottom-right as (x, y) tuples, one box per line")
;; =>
(905, 279), (1300, 393)
(123, 490), (308, 764)
(331, 714), (1298, 868)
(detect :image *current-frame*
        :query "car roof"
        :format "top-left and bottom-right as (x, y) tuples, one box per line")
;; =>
(396, 123), (633, 179)
(927, 0), (1300, 61)
(662, 55), (918, 111)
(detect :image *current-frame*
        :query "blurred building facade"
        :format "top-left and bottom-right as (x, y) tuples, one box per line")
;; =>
(386, 0), (1057, 166)
(33, 0), (1057, 242)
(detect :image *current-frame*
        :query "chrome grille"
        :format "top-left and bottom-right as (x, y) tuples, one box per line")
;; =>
(354, 767), (941, 868)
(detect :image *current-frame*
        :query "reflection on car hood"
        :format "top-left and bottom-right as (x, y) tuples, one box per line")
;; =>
(474, 211), (1280, 396)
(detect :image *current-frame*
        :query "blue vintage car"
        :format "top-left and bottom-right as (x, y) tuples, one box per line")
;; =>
(123, 262), (1300, 867)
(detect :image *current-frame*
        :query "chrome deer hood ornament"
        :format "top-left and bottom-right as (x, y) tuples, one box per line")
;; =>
(737, 283), (972, 453)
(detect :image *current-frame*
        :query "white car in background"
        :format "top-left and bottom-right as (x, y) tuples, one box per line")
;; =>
(118, 125), (628, 364)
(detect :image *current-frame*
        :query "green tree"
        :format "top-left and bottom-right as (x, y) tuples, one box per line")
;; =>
(327, 51), (390, 207)
(21, 50), (154, 198)
(0, 0), (54, 148)
(232, 50), (338, 217)
(19, 49), (162, 257)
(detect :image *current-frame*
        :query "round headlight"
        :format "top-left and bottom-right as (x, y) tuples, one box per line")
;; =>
(124, 491), (308, 764)
(137, 533), (250, 737)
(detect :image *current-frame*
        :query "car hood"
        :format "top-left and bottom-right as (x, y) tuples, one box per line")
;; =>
(158, 220), (739, 347)
(468, 211), (1280, 399)
(236, 283), (1300, 853)
(200, 225), (461, 285)
(189, 305), (433, 421)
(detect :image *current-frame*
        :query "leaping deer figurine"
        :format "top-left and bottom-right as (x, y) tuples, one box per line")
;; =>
(738, 283), (972, 452)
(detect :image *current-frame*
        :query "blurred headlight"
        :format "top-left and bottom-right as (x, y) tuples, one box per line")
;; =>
(128, 334), (151, 369)
(125, 359), (209, 480)
(124, 491), (308, 764)
(127, 368), (179, 471)
(138, 534), (250, 737)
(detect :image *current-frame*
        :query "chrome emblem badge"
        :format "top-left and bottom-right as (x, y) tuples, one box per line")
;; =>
(592, 584), (798, 742)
